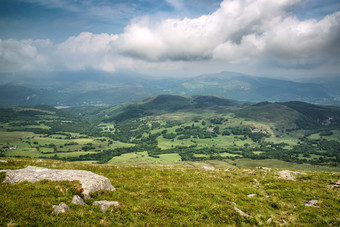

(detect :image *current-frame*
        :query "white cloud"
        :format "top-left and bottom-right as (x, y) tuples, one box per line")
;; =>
(0, 33), (119, 72)
(56, 32), (118, 71)
(0, 39), (53, 72)
(117, 0), (340, 68)
(1, 0), (339, 75)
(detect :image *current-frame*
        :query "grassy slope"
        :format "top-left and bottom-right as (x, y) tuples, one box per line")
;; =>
(235, 102), (301, 130)
(0, 158), (339, 226)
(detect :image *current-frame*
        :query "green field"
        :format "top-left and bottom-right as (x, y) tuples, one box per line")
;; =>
(308, 130), (340, 141)
(1, 129), (134, 161)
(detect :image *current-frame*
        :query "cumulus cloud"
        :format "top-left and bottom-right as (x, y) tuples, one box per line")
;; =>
(57, 32), (118, 72)
(0, 38), (53, 72)
(0, 33), (119, 72)
(1, 0), (339, 74)
(117, 0), (340, 67)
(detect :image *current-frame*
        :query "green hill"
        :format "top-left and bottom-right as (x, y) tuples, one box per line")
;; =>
(102, 95), (238, 122)
(235, 102), (301, 130)
(280, 101), (340, 129)
(236, 101), (340, 131)
(0, 158), (339, 226)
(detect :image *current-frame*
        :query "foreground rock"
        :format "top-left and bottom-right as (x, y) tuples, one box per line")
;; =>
(93, 200), (120, 212)
(53, 202), (71, 215)
(2, 166), (115, 198)
(0, 160), (8, 163)
(71, 195), (85, 205)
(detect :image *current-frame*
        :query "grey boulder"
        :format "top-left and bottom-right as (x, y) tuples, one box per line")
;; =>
(71, 195), (85, 205)
(2, 166), (115, 198)
(53, 202), (71, 215)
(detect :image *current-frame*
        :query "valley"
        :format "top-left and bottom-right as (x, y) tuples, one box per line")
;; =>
(1, 95), (339, 171)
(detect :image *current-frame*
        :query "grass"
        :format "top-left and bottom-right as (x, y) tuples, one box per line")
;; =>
(0, 130), (37, 144)
(157, 134), (256, 150)
(158, 153), (181, 162)
(308, 129), (340, 141)
(227, 158), (340, 172)
(220, 152), (242, 157)
(107, 152), (182, 165)
(0, 158), (339, 226)
(1, 128), (134, 160)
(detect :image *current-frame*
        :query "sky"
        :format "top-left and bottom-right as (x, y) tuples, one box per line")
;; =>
(0, 0), (340, 79)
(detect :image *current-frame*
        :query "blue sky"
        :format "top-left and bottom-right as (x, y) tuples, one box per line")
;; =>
(0, 0), (222, 41)
(0, 0), (339, 79)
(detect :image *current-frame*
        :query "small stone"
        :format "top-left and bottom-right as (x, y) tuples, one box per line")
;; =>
(6, 222), (16, 227)
(53, 202), (71, 215)
(256, 167), (271, 170)
(247, 194), (256, 198)
(305, 199), (319, 207)
(0, 160), (8, 163)
(267, 217), (272, 223)
(278, 219), (287, 224)
(202, 166), (214, 170)
(71, 195), (85, 205)
(234, 207), (249, 217)
(93, 200), (120, 212)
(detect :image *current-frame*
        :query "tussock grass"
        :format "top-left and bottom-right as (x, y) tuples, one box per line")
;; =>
(1, 158), (339, 226)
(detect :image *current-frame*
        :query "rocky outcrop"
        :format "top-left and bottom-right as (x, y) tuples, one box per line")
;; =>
(53, 202), (71, 215)
(278, 170), (305, 181)
(71, 195), (85, 205)
(93, 200), (120, 212)
(2, 166), (115, 198)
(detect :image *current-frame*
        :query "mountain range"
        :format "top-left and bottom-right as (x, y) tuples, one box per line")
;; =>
(0, 70), (339, 106)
